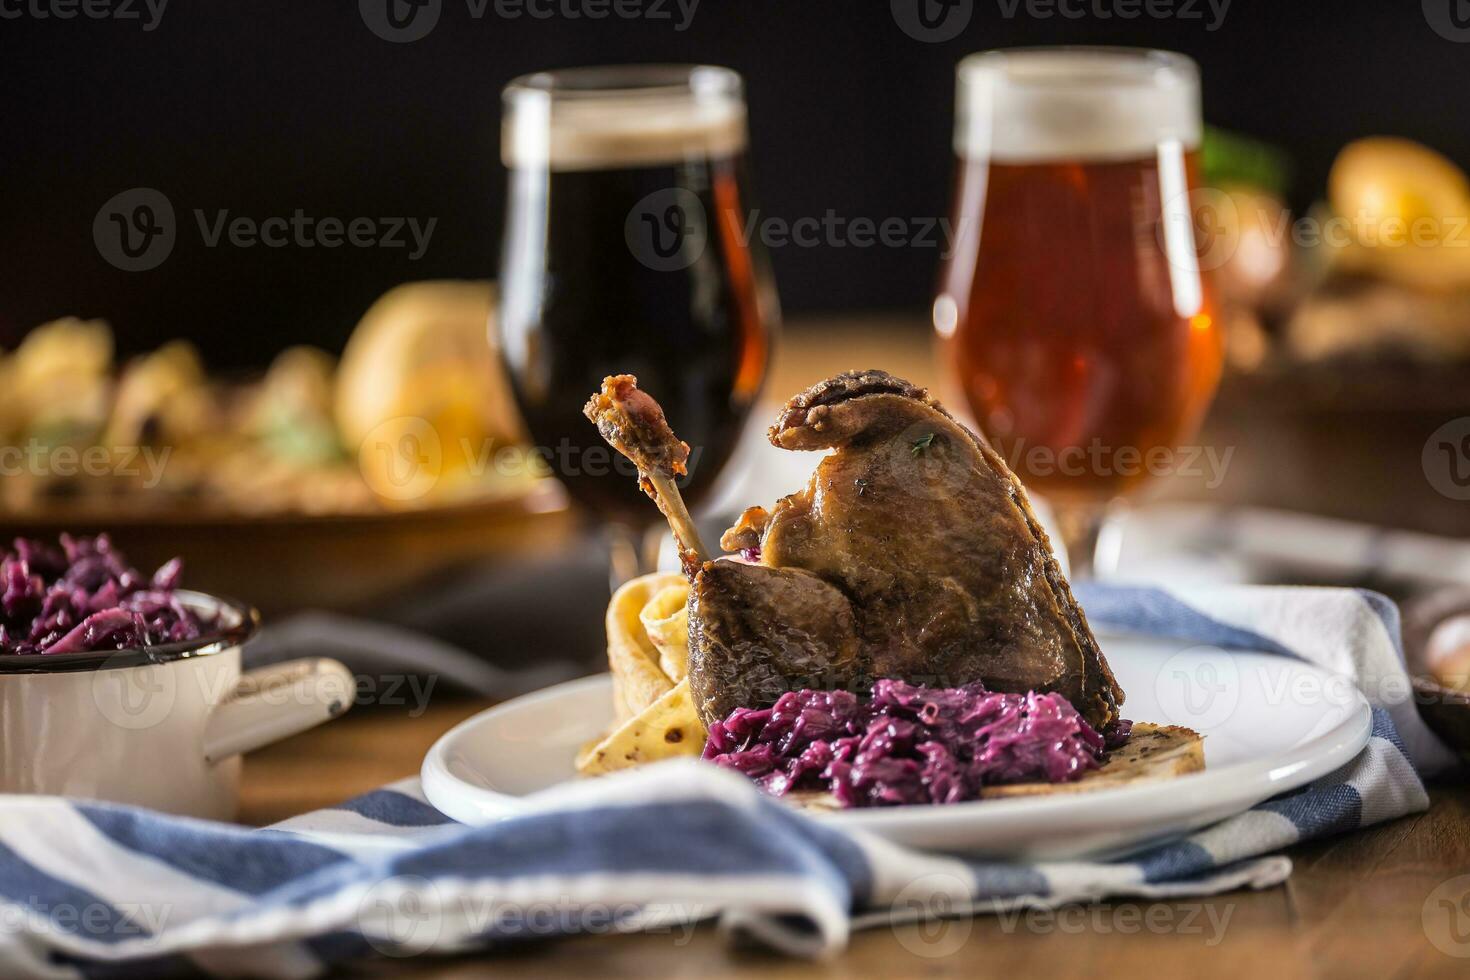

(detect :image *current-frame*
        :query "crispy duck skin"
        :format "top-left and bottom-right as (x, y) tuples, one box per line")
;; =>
(750, 370), (1121, 729)
(586, 370), (1123, 732)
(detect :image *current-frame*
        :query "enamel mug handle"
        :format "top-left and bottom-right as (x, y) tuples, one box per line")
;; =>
(204, 658), (355, 763)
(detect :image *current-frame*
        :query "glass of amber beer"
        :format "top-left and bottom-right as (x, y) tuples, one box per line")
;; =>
(936, 47), (1222, 576)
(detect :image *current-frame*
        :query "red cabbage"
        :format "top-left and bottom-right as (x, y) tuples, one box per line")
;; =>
(703, 679), (1128, 808)
(0, 535), (213, 656)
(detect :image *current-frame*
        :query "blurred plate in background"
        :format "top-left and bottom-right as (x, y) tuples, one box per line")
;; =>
(2, 482), (572, 618)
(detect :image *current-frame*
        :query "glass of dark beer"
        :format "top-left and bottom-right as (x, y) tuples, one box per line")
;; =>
(497, 65), (779, 583)
(935, 48), (1222, 576)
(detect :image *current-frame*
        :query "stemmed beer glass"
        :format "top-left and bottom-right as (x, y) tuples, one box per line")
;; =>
(936, 48), (1223, 576)
(496, 65), (779, 584)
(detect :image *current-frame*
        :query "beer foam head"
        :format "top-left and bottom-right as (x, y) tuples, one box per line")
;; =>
(956, 48), (1201, 163)
(503, 65), (748, 171)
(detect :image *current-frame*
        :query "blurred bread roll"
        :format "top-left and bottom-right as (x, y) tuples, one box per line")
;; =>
(1330, 137), (1470, 237)
(337, 281), (525, 503)
(1, 317), (114, 440)
(103, 340), (212, 449)
(1327, 137), (1470, 292)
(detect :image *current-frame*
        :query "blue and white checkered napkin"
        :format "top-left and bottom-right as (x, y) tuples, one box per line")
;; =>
(0, 585), (1453, 978)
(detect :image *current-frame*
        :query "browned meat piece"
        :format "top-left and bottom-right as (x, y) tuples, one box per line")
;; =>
(718, 506), (770, 553)
(771, 369), (931, 443)
(689, 561), (861, 724)
(585, 370), (1123, 732)
(583, 374), (690, 486)
(751, 370), (1121, 730)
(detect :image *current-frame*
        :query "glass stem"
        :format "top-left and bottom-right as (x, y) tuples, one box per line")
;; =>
(1055, 504), (1102, 581)
(1053, 499), (1127, 581)
(606, 523), (642, 593)
(641, 522), (668, 576)
(607, 521), (679, 591)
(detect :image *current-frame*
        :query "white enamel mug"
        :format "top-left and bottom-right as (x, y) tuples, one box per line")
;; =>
(0, 591), (353, 819)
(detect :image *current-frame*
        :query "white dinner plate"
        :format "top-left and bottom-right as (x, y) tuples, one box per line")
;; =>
(422, 634), (1373, 858)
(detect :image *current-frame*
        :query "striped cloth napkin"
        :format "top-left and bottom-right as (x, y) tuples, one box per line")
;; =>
(0, 585), (1453, 978)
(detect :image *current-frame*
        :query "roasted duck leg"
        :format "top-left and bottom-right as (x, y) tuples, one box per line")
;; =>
(586, 370), (1123, 732)
(584, 375), (710, 575)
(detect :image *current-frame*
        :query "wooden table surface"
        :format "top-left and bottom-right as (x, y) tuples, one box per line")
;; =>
(239, 702), (1470, 979)
(241, 319), (1469, 976)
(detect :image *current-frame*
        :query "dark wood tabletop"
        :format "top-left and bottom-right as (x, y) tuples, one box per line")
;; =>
(239, 702), (1470, 979)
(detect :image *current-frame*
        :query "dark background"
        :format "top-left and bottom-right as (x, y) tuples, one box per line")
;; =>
(2, 1), (1465, 366)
